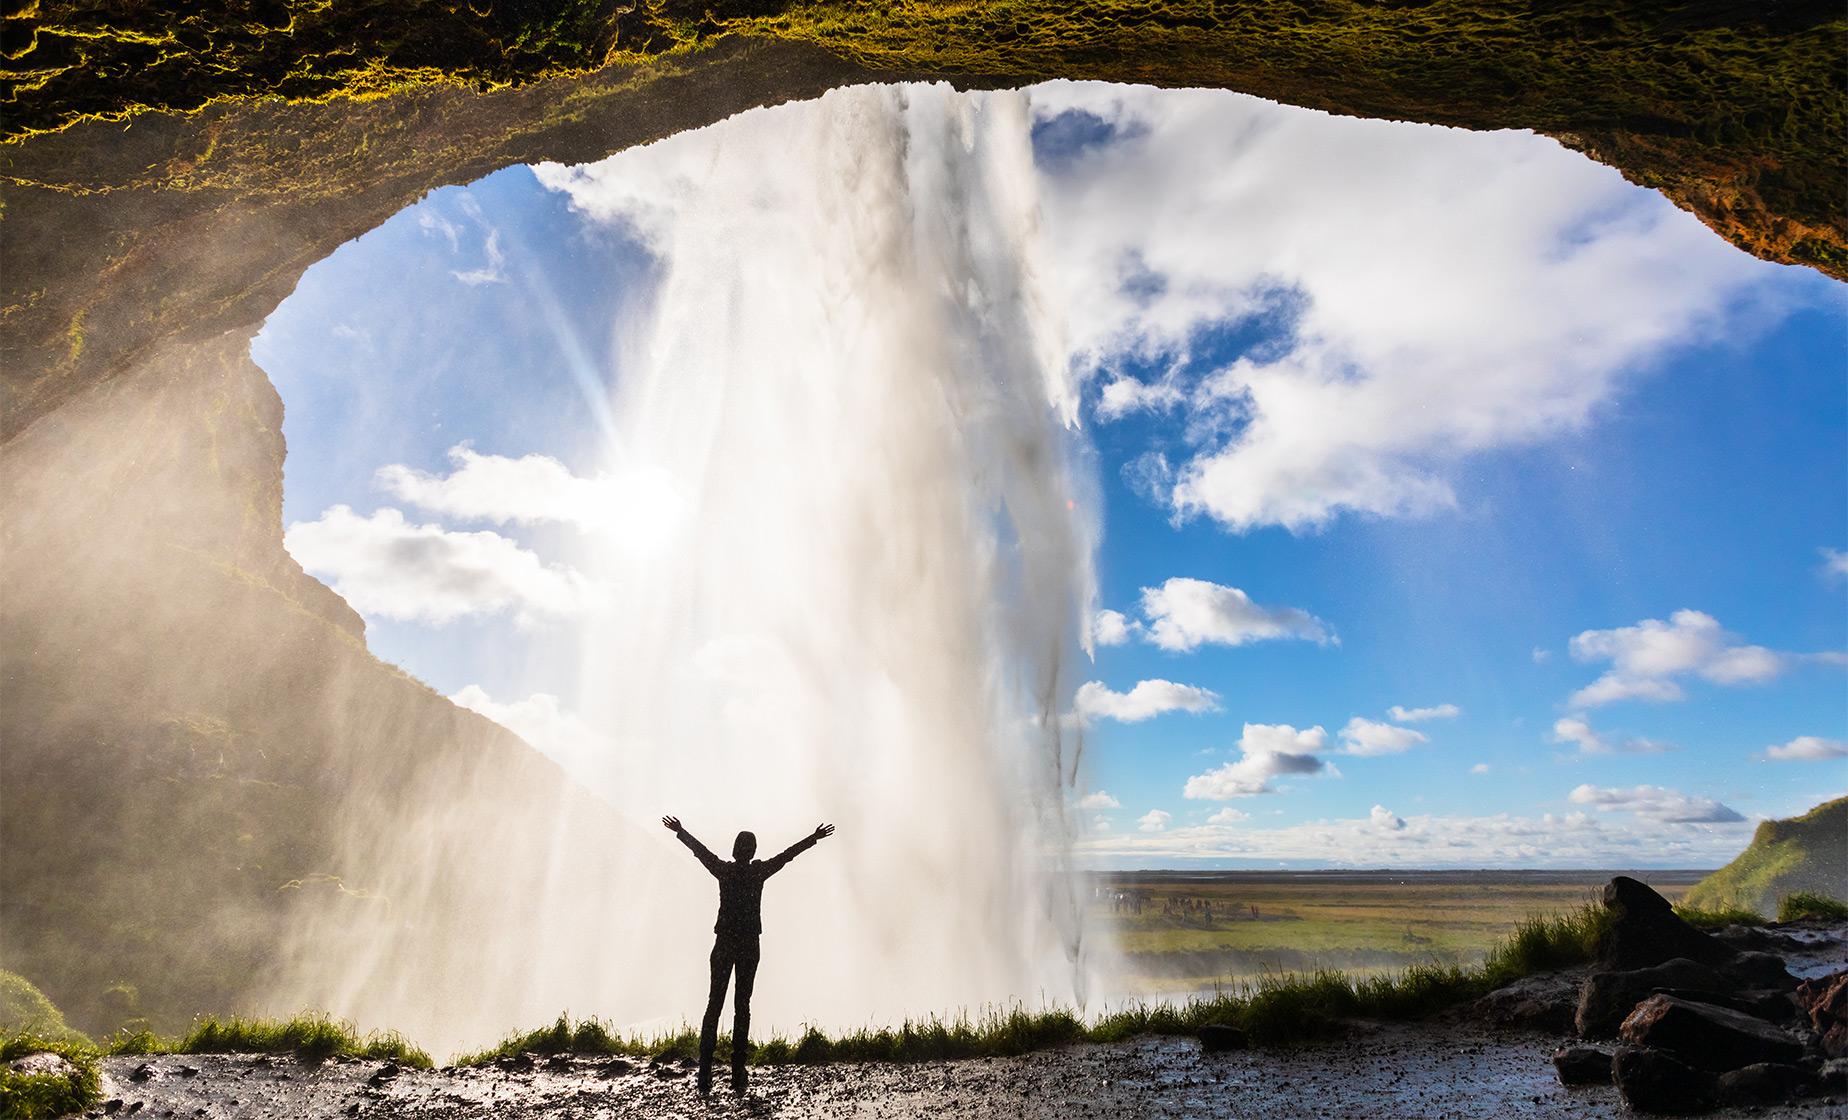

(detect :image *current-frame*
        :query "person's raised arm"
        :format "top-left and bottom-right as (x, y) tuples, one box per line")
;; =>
(662, 815), (723, 876)
(761, 823), (834, 876)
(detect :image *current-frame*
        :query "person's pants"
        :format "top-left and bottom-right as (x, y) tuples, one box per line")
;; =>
(699, 937), (761, 1088)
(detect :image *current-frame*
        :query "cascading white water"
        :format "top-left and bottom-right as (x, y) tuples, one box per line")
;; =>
(539, 83), (1106, 1035)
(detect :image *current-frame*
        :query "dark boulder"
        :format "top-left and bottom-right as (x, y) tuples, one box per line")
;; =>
(1613, 1046), (1718, 1115)
(1619, 994), (1804, 1071)
(1652, 987), (1800, 1025)
(1598, 877), (1739, 971)
(1716, 1061), (1818, 1104)
(1552, 1045), (1612, 1086)
(1475, 971), (1579, 1032)
(1725, 950), (1795, 991)
(1576, 958), (1727, 1039)
(1796, 969), (1848, 1058)
(1197, 1023), (1248, 1052)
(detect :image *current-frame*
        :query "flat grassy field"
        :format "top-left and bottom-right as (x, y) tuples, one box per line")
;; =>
(1094, 869), (1707, 994)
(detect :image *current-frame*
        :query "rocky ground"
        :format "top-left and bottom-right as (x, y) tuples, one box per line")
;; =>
(69, 886), (1848, 1120)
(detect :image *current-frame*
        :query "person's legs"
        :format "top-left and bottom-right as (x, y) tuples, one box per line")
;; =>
(729, 941), (761, 1093)
(697, 944), (733, 1096)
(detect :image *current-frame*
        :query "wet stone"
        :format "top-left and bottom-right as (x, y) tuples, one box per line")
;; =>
(1198, 1024), (1248, 1053)
(1551, 1045), (1612, 1086)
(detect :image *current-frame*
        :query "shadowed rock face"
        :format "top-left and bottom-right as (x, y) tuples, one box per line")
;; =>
(0, 2), (1842, 1039)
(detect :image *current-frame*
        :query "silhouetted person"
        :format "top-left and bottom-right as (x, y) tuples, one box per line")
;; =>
(661, 814), (834, 1096)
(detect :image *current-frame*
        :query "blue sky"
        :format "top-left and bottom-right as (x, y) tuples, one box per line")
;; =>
(256, 83), (1847, 868)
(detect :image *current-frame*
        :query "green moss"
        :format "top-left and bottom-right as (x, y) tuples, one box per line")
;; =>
(0, 972), (90, 1045)
(0, 1034), (102, 1120)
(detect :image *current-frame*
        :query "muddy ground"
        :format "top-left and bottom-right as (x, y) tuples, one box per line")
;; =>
(87, 1022), (1841, 1120)
(84, 929), (1848, 1119)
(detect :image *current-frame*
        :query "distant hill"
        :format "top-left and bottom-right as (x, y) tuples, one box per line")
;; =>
(1683, 797), (1848, 916)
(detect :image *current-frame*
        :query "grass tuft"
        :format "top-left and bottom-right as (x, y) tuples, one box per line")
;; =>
(1675, 903), (1766, 929)
(0, 1033), (103, 1120)
(465, 900), (1616, 1067)
(103, 1013), (431, 1068)
(1779, 891), (1848, 922)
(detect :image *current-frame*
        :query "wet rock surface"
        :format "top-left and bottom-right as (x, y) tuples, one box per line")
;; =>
(1618, 993), (1805, 1071)
(94, 1026), (1847, 1120)
(1799, 970), (1848, 1058)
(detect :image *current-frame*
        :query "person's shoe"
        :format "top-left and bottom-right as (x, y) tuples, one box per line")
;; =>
(695, 1065), (713, 1096)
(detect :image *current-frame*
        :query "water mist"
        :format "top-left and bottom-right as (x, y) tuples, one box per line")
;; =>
(273, 83), (1108, 1056)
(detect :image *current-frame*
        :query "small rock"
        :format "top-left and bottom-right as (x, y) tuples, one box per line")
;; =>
(129, 1062), (155, 1082)
(545, 1053), (572, 1071)
(1196, 1024), (1247, 1053)
(179, 1065), (201, 1077)
(599, 1057), (635, 1078)
(1725, 951), (1795, 991)
(1716, 1061), (1817, 1104)
(1619, 993), (1804, 1071)
(1552, 1045), (1612, 1086)
(652, 1064), (684, 1079)
(367, 1063), (399, 1087)
(1613, 1045), (1718, 1115)
(101, 1101), (123, 1115)
(497, 1053), (535, 1073)
(6, 1053), (78, 1077)
(1477, 972), (1579, 1032)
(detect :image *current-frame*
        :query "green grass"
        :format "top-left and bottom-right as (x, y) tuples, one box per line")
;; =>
(1779, 891), (1848, 922)
(0, 970), (90, 1046)
(1684, 797), (1848, 916)
(104, 1013), (432, 1068)
(1675, 903), (1767, 929)
(464, 902), (1612, 1067)
(0, 1034), (102, 1120)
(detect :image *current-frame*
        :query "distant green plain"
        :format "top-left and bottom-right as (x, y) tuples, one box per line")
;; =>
(1096, 870), (1704, 994)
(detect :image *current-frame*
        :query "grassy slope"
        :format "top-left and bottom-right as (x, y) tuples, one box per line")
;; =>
(1683, 796), (1848, 916)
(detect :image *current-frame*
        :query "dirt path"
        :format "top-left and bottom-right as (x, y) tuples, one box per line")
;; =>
(96, 1022), (1847, 1120)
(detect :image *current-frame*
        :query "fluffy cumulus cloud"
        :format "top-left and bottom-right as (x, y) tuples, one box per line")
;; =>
(1091, 609), (1137, 646)
(1207, 808), (1250, 824)
(449, 685), (603, 777)
(1340, 717), (1429, 757)
(1765, 736), (1848, 762)
(1074, 678), (1220, 723)
(376, 444), (684, 544)
(1550, 716), (1671, 756)
(1028, 82), (1776, 533)
(1568, 783), (1744, 824)
(285, 505), (602, 624)
(1388, 703), (1460, 723)
(1183, 722), (1330, 799)
(1566, 610), (1787, 708)
(1138, 809), (1173, 832)
(1076, 803), (1752, 867)
(1077, 790), (1123, 810)
(1137, 577), (1332, 651)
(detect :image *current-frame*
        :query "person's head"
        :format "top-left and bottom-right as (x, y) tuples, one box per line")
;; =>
(732, 831), (757, 861)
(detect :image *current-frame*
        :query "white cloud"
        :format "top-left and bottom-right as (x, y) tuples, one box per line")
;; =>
(449, 685), (602, 776)
(1183, 723), (1329, 799)
(1138, 809), (1173, 832)
(1470, 763), (1491, 775)
(452, 228), (507, 286)
(1388, 703), (1460, 723)
(1765, 736), (1848, 762)
(1532, 647), (1552, 663)
(1823, 548), (1848, 581)
(417, 211), (461, 252)
(285, 505), (602, 624)
(1567, 610), (1787, 708)
(1074, 678), (1219, 723)
(1076, 803), (1751, 866)
(1077, 790), (1122, 810)
(1369, 804), (1407, 831)
(1028, 83), (1777, 534)
(1091, 816), (1112, 833)
(1550, 716), (1671, 756)
(1138, 577), (1332, 651)
(376, 444), (684, 545)
(1090, 609), (1137, 646)
(1569, 783), (1744, 824)
(1339, 716), (1428, 757)
(1207, 808), (1250, 824)
(1096, 373), (1186, 420)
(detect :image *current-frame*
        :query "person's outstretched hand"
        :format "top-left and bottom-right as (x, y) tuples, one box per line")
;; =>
(662, 815), (682, 833)
(812, 823), (835, 841)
